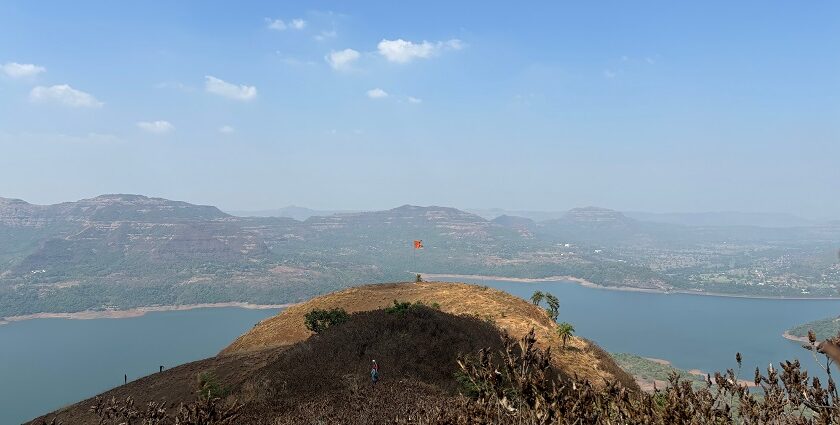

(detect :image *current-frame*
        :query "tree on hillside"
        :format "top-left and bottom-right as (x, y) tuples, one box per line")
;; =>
(556, 322), (575, 348)
(544, 293), (559, 322)
(304, 308), (349, 333)
(530, 290), (544, 305)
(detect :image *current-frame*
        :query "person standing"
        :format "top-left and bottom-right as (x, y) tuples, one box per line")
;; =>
(370, 360), (379, 384)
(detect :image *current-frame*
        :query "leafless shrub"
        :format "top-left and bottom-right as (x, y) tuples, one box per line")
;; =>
(88, 395), (240, 425)
(440, 329), (840, 424)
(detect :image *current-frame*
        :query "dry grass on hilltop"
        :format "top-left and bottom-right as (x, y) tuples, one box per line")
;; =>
(222, 281), (637, 389)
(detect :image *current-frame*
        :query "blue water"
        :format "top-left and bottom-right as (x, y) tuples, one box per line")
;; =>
(4, 281), (840, 424)
(460, 278), (840, 379)
(0, 307), (279, 424)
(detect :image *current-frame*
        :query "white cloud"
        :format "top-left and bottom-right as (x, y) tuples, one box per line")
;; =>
(407, 96), (422, 104)
(325, 48), (360, 70)
(366, 88), (388, 99)
(136, 120), (174, 134)
(603, 69), (617, 79)
(219, 125), (235, 134)
(204, 76), (257, 101)
(267, 19), (286, 30)
(154, 81), (195, 92)
(266, 18), (306, 31)
(29, 85), (103, 108)
(315, 30), (337, 41)
(2, 62), (46, 78)
(290, 19), (306, 29)
(377, 38), (464, 63)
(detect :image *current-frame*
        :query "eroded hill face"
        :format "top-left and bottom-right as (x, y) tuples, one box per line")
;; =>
(223, 281), (636, 389)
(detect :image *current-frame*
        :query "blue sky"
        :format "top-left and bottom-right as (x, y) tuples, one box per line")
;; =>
(1, 1), (838, 217)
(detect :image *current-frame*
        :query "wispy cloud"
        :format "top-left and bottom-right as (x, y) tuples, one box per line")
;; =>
(603, 69), (618, 79)
(325, 48), (360, 70)
(29, 85), (103, 108)
(219, 125), (235, 134)
(377, 38), (464, 63)
(137, 120), (174, 134)
(204, 76), (257, 101)
(266, 18), (306, 31)
(366, 88), (388, 99)
(315, 30), (337, 41)
(154, 81), (195, 92)
(2, 62), (46, 78)
(407, 96), (422, 104)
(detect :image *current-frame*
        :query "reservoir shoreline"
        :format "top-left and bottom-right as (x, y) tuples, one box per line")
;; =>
(0, 302), (291, 326)
(422, 273), (840, 301)
(3, 272), (837, 326)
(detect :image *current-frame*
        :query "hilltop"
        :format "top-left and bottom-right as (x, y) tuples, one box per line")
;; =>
(31, 281), (635, 424)
(222, 281), (635, 387)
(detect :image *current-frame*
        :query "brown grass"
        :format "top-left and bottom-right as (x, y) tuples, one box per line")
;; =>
(222, 281), (637, 389)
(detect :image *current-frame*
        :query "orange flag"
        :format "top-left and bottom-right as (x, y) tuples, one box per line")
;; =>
(413, 240), (424, 249)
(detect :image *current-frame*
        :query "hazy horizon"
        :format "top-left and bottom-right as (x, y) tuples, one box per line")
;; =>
(3, 191), (835, 222)
(1, 1), (838, 217)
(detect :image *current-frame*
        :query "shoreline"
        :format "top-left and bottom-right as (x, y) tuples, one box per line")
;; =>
(421, 273), (840, 301)
(781, 331), (810, 344)
(0, 302), (291, 326)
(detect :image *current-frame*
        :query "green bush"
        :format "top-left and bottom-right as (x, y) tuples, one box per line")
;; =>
(385, 299), (436, 314)
(197, 370), (227, 399)
(304, 308), (349, 333)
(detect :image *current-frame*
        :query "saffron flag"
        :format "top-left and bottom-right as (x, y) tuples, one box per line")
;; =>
(413, 240), (423, 249)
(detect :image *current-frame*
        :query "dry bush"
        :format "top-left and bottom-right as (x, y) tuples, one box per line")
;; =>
(86, 395), (240, 425)
(427, 329), (840, 424)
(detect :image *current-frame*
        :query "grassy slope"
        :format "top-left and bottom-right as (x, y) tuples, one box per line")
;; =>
(611, 353), (706, 391)
(223, 281), (637, 389)
(788, 315), (840, 341)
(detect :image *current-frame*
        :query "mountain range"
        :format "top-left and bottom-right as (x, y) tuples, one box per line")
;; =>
(2, 194), (839, 318)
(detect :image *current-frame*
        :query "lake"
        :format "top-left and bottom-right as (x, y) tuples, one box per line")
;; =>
(0, 307), (280, 424)
(468, 277), (840, 378)
(5, 280), (840, 424)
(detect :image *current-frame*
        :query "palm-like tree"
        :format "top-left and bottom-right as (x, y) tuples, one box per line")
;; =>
(530, 290), (544, 305)
(556, 322), (575, 348)
(544, 293), (560, 322)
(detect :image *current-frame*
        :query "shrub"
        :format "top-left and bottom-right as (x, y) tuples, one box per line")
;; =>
(385, 299), (433, 314)
(304, 308), (349, 333)
(197, 370), (227, 399)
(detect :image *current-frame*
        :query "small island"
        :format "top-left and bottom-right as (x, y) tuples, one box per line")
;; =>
(785, 315), (840, 342)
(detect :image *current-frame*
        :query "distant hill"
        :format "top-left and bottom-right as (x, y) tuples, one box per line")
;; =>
(537, 207), (653, 245)
(467, 208), (568, 222)
(32, 282), (636, 424)
(225, 205), (357, 221)
(0, 194), (228, 226)
(491, 214), (536, 230)
(3, 194), (839, 318)
(626, 211), (814, 228)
